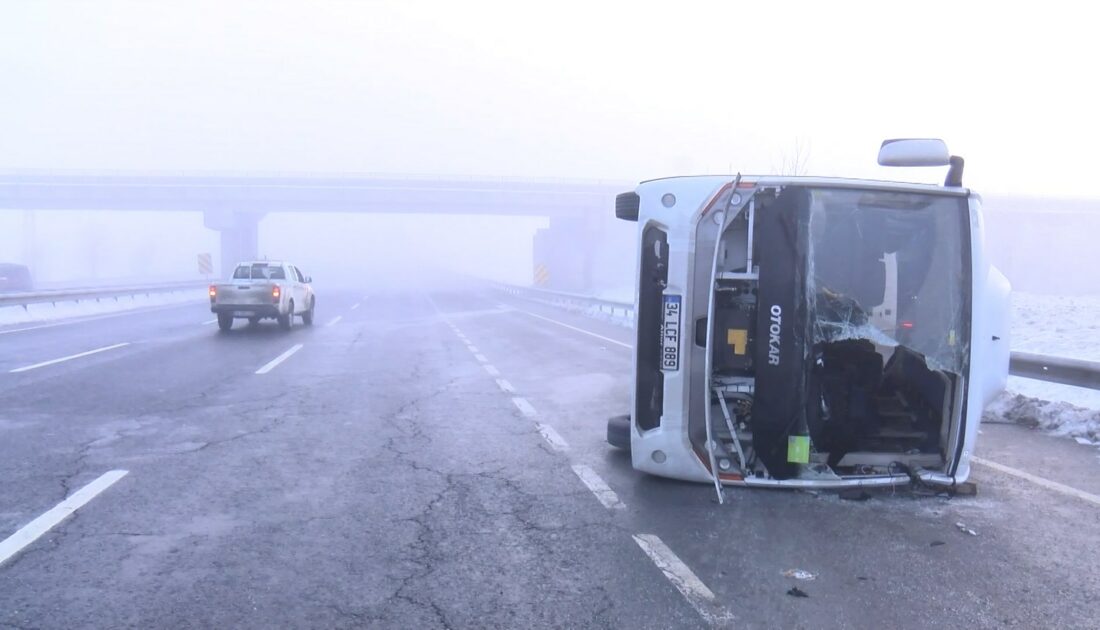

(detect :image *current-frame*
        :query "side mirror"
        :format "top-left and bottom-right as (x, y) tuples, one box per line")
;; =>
(877, 138), (951, 167)
(305, 276), (312, 283)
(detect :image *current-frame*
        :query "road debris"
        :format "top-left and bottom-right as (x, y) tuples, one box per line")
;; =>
(955, 521), (978, 536)
(786, 587), (810, 598)
(782, 569), (816, 580)
(839, 488), (872, 501)
(930, 540), (946, 547)
(952, 481), (979, 496)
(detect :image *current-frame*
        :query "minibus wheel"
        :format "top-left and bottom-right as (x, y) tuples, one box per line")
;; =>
(606, 414), (631, 451)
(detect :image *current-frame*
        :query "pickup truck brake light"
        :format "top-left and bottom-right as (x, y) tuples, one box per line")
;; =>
(208, 286), (217, 301)
(271, 286), (281, 303)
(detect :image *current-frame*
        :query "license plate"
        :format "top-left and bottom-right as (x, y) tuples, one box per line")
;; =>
(233, 311), (253, 317)
(661, 294), (681, 371)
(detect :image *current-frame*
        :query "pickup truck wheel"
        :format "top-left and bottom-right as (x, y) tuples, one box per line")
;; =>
(278, 301), (294, 330)
(302, 298), (315, 326)
(217, 313), (234, 332)
(607, 414), (632, 451)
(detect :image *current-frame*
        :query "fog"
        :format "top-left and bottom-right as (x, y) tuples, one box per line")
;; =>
(1, 1), (1097, 294)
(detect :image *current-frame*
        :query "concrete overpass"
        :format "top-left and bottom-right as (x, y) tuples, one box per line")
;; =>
(0, 171), (633, 287)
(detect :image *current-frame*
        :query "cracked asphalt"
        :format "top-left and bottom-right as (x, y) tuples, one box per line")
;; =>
(2, 286), (1100, 629)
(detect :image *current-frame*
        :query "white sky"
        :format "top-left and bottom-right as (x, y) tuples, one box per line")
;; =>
(1, 0), (1098, 196)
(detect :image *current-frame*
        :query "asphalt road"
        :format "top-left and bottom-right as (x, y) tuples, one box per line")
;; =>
(2, 286), (1099, 629)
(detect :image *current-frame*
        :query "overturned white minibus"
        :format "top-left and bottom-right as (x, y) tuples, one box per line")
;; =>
(608, 139), (1011, 493)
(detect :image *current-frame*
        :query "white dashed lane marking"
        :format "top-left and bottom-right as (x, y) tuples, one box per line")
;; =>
(255, 343), (304, 375)
(571, 464), (624, 510)
(326, 315), (343, 327)
(461, 296), (735, 627)
(9, 342), (131, 374)
(536, 423), (569, 451)
(511, 397), (537, 418)
(0, 470), (130, 567)
(632, 534), (733, 626)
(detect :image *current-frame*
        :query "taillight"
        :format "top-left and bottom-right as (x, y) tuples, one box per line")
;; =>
(900, 321), (915, 329)
(272, 286), (281, 303)
(208, 286), (217, 301)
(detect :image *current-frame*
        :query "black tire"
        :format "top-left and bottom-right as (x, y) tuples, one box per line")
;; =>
(278, 301), (294, 330)
(217, 313), (233, 332)
(302, 298), (315, 326)
(607, 414), (632, 451)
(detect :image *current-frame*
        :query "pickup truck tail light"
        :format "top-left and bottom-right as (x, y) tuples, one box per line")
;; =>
(208, 286), (217, 302)
(272, 286), (281, 303)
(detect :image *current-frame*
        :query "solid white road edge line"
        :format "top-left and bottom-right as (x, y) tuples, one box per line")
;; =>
(513, 308), (631, 349)
(971, 456), (1100, 508)
(571, 464), (625, 510)
(9, 342), (131, 374)
(632, 534), (733, 626)
(496, 378), (515, 393)
(536, 423), (569, 451)
(483, 364), (501, 377)
(326, 315), (343, 327)
(255, 343), (304, 375)
(0, 470), (129, 567)
(511, 397), (537, 418)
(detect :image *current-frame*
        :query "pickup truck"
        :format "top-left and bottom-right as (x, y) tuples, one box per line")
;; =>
(209, 261), (315, 331)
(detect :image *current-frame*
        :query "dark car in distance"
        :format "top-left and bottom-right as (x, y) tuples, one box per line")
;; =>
(0, 263), (34, 292)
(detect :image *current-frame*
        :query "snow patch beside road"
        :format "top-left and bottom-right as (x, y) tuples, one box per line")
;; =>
(0, 289), (206, 328)
(985, 392), (1100, 444)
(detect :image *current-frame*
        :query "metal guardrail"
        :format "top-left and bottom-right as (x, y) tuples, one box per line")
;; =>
(498, 284), (634, 320)
(499, 284), (1100, 391)
(1010, 352), (1100, 390)
(0, 281), (209, 309)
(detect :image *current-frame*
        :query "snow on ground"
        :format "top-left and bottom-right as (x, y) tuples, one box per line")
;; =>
(984, 393), (1100, 445)
(1010, 292), (1100, 362)
(0, 289), (206, 329)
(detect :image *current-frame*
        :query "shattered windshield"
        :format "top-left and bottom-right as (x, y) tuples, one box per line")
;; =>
(807, 188), (971, 373)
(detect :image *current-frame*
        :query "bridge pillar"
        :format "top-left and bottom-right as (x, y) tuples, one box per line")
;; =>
(533, 217), (589, 292)
(21, 210), (38, 275)
(532, 213), (633, 295)
(203, 210), (264, 277)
